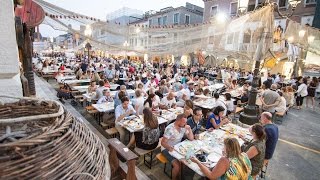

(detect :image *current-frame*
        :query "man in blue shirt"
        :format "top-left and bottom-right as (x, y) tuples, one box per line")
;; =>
(186, 107), (204, 136)
(115, 96), (136, 143)
(260, 112), (279, 167)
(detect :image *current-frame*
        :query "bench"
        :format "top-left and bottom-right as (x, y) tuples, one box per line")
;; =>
(156, 152), (171, 178)
(74, 95), (84, 106)
(105, 127), (119, 138)
(42, 74), (54, 82)
(133, 138), (162, 169)
(101, 121), (114, 129)
(275, 108), (289, 124)
(85, 106), (99, 114)
(235, 107), (244, 114)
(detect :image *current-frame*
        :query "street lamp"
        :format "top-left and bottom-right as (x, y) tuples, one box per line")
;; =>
(239, 0), (301, 125)
(84, 25), (92, 62)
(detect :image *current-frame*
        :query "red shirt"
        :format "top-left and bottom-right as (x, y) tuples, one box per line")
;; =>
(129, 66), (135, 73)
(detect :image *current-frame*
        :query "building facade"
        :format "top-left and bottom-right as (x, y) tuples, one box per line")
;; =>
(147, 2), (203, 26)
(91, 7), (144, 49)
(203, 0), (317, 28)
(129, 2), (204, 53)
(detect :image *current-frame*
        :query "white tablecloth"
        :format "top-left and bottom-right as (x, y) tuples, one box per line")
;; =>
(42, 68), (73, 74)
(92, 102), (114, 112)
(64, 79), (91, 84)
(169, 126), (250, 177)
(202, 83), (225, 91)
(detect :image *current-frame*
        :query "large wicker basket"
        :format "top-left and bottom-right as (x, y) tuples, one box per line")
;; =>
(0, 96), (110, 180)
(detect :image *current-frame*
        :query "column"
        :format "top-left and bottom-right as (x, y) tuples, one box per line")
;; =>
(0, 0), (23, 102)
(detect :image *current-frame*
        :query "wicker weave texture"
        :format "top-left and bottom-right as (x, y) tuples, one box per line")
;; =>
(0, 98), (110, 180)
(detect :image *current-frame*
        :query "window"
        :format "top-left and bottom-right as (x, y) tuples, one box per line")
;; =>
(211, 6), (218, 17)
(148, 19), (152, 26)
(163, 16), (167, 25)
(230, 2), (237, 15)
(173, 13), (179, 25)
(185, 15), (190, 24)
(305, 0), (316, 4)
(278, 0), (287, 8)
(157, 17), (162, 25)
(248, 4), (255, 11)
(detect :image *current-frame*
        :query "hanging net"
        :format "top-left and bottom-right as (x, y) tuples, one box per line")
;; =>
(35, 0), (276, 61)
(284, 19), (320, 55)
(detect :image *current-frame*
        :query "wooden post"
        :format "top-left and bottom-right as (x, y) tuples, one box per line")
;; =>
(23, 25), (36, 95)
(107, 138), (138, 180)
(126, 159), (137, 180)
(108, 144), (119, 175)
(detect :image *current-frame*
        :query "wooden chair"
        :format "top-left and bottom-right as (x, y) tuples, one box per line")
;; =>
(156, 152), (171, 178)
(133, 138), (162, 169)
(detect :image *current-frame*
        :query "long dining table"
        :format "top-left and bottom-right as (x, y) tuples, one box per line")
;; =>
(168, 123), (252, 177)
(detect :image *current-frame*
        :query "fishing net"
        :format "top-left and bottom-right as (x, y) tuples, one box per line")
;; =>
(35, 0), (276, 61)
(284, 19), (320, 55)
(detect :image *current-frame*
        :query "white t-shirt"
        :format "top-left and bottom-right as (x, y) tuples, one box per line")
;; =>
(275, 96), (286, 113)
(134, 96), (145, 115)
(225, 100), (235, 112)
(215, 99), (227, 116)
(154, 95), (161, 107)
(161, 96), (176, 108)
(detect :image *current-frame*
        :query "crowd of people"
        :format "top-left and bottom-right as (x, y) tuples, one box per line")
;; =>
(34, 54), (319, 180)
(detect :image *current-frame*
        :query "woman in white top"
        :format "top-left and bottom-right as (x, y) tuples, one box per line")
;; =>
(296, 78), (308, 110)
(224, 93), (235, 115)
(134, 90), (145, 115)
(275, 91), (287, 113)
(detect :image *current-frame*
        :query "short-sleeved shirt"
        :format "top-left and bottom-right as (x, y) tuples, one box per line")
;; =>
(206, 114), (221, 129)
(187, 117), (203, 135)
(161, 97), (176, 108)
(264, 124), (279, 159)
(262, 89), (280, 112)
(115, 104), (136, 122)
(162, 123), (188, 151)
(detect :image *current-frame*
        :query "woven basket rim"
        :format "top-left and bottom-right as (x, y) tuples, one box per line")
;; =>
(0, 95), (64, 124)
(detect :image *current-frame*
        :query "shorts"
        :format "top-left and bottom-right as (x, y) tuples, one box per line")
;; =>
(162, 149), (176, 163)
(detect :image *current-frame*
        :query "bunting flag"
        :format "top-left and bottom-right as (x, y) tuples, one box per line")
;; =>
(197, 51), (205, 65)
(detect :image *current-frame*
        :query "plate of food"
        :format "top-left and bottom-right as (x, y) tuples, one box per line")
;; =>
(134, 124), (143, 129)
(175, 141), (200, 155)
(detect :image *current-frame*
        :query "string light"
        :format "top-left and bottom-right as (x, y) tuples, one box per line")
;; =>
(298, 30), (305, 38)
(308, 36), (315, 44)
(288, 36), (294, 43)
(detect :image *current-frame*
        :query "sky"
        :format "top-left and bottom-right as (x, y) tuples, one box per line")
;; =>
(40, 0), (204, 37)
